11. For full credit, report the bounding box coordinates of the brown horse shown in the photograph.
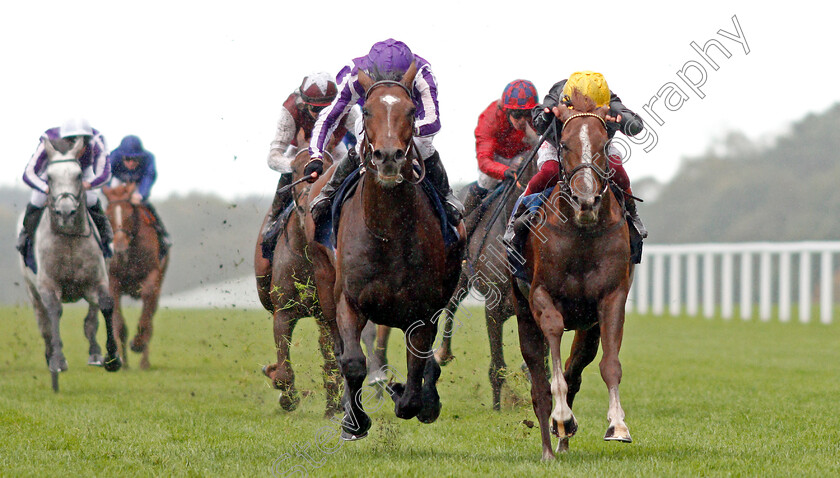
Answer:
[511,90,634,459]
[306,63,464,440]
[434,157,538,410]
[256,149,342,417]
[103,183,169,369]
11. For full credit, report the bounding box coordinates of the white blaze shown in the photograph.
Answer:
[381,95,400,137]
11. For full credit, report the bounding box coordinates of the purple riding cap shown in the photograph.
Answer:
[309,38,441,160]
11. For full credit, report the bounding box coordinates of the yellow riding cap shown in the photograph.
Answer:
[562,71,611,107]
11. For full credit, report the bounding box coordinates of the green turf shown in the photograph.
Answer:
[1,304,839,477]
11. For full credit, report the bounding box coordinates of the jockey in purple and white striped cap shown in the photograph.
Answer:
[306,38,462,227]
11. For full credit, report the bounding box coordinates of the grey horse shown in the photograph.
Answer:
[20,137,121,392]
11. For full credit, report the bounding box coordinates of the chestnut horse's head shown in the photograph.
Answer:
[555,89,611,227]
[357,61,418,187]
[103,183,138,255]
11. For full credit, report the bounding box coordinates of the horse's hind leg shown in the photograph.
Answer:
[564,327,601,409]
[98,290,122,372]
[315,313,341,418]
[109,280,128,368]
[599,290,632,443]
[365,325,390,387]
[434,273,469,366]
[84,304,104,366]
[417,356,442,424]
[133,269,163,369]
[486,304,508,411]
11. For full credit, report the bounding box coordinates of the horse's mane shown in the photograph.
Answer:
[365,66,407,83]
[567,88,598,113]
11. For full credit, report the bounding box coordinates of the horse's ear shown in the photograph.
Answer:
[68,136,85,158]
[358,69,374,93]
[44,138,57,156]
[400,61,418,90]
[126,182,136,194]
[595,105,610,120]
[556,105,575,124]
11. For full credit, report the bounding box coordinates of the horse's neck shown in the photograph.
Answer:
[360,173,419,235]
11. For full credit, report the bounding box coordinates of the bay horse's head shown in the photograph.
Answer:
[291,148,333,224]
[44,137,86,233]
[555,89,611,227]
[103,183,138,256]
[357,61,419,187]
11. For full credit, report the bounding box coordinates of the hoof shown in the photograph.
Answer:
[386,382,405,402]
[604,425,632,443]
[130,339,145,354]
[417,400,442,424]
[48,357,68,373]
[550,416,578,438]
[367,369,388,387]
[103,355,122,372]
[340,429,368,441]
[433,350,455,366]
[555,437,570,453]
[278,390,300,411]
[88,354,104,367]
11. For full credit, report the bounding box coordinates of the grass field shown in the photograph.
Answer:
[1,304,839,477]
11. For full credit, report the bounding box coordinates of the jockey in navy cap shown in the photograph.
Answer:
[304,38,462,226]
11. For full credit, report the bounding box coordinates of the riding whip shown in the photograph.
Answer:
[277,172,318,194]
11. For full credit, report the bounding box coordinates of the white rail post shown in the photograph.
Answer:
[669,252,682,316]
[686,253,699,317]
[779,252,791,322]
[636,255,649,315]
[652,253,665,316]
[703,251,715,319]
[799,251,811,323]
[740,251,752,320]
[759,251,772,321]
[821,251,833,324]
[721,252,734,319]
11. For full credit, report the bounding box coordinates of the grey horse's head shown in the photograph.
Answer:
[44,137,86,233]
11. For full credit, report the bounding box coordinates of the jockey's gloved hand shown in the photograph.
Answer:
[303,159,323,181]
[503,169,517,182]
[533,108,555,133]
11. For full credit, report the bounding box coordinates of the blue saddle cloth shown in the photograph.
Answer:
[315,167,459,250]
[260,202,295,263]
[506,186,556,281]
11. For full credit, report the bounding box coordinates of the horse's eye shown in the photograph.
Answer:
[362,107,371,117]
[560,142,569,151]
[407,107,416,118]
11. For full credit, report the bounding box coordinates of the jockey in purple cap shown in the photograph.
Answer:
[304,38,462,226]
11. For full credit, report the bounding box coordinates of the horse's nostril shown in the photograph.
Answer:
[395,150,405,160]
[373,150,383,161]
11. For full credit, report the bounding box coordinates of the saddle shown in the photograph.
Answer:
[314,166,460,250]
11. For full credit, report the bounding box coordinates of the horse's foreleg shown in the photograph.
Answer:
[396,319,436,421]
[599,289,631,443]
[134,269,162,369]
[564,327,601,409]
[99,289,121,372]
[316,313,341,418]
[531,286,577,447]
[266,308,301,411]
[38,287,67,374]
[84,304,103,366]
[335,294,370,439]
[108,278,128,367]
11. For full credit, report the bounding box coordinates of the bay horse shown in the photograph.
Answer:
[511,90,634,459]
[434,156,538,411]
[103,183,169,370]
[20,137,121,392]
[256,149,342,417]
[306,62,464,440]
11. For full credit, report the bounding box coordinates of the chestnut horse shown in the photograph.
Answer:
[434,157,538,410]
[256,149,342,417]
[307,62,463,440]
[511,90,634,459]
[103,183,169,369]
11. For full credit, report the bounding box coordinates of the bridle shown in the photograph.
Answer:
[558,113,611,198]
[359,80,424,184]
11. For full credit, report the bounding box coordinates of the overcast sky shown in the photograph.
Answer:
[2,1,835,201]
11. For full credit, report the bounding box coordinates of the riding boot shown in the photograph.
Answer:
[461,182,489,219]
[624,196,646,264]
[423,150,463,225]
[16,203,45,256]
[88,200,113,258]
[310,148,361,225]
[503,199,530,255]
[144,202,173,257]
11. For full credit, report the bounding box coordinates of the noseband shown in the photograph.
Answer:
[360,80,424,184]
